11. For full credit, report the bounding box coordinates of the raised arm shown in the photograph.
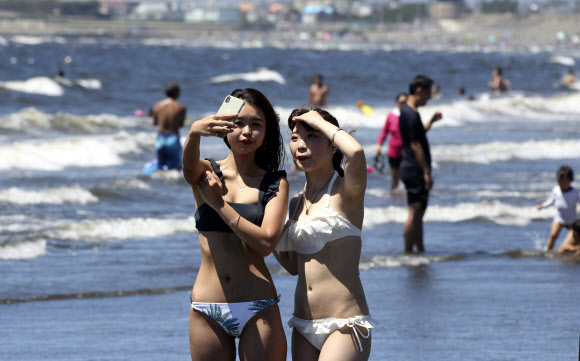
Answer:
[292,110,366,200]
[197,171,289,257]
[424,111,442,132]
[182,114,236,186]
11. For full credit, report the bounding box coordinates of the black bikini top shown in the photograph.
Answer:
[194,158,286,233]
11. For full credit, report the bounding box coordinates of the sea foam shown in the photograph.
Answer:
[0,239,47,260]
[0,77,64,96]
[0,108,144,133]
[210,67,286,85]
[0,186,98,205]
[0,133,146,171]
[363,201,550,228]
[44,216,197,241]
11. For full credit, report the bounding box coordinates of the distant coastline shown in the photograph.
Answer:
[1,13,579,52]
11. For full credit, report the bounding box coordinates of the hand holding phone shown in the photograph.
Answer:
[217,95,245,122]
[216,95,244,136]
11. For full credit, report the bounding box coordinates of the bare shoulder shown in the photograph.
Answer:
[154,98,169,108]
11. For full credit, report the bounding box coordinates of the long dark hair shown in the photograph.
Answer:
[287,105,344,177]
[223,88,285,172]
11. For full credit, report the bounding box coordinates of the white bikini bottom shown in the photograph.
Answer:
[288,315,376,352]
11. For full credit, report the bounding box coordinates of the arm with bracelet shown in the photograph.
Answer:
[291,110,367,201]
[197,169,289,256]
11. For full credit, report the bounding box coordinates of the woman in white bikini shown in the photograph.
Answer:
[183,88,288,361]
[275,106,375,361]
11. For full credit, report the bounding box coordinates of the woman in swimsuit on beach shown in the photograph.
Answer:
[275,106,375,361]
[182,88,288,361]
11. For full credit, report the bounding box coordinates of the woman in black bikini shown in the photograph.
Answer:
[182,88,288,361]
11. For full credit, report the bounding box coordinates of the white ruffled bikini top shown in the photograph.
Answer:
[276,172,361,255]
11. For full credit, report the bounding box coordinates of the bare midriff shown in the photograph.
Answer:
[190,232,278,303]
[293,236,369,320]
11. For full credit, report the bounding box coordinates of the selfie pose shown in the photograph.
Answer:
[275,106,375,361]
[182,88,288,361]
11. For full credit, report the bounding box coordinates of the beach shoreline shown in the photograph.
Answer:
[1,13,579,51]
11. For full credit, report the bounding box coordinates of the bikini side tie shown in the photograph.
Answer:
[347,318,371,352]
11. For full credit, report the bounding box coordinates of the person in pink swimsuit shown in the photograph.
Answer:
[375,93,407,189]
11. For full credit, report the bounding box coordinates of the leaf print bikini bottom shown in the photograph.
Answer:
[189,292,280,338]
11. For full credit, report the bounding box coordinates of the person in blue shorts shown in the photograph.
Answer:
[151,82,186,170]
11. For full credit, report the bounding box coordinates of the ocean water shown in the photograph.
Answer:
[1,35,580,360]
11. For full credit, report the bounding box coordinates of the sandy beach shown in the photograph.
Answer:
[1,13,579,50]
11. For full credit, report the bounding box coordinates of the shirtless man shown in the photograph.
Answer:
[151,82,187,171]
[308,74,328,107]
[488,67,511,93]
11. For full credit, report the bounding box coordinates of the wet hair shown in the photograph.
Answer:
[557,165,574,181]
[287,105,344,177]
[395,92,408,102]
[494,67,503,76]
[165,82,180,99]
[409,75,434,95]
[223,88,285,172]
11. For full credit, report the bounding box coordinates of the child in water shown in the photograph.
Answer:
[537,165,580,252]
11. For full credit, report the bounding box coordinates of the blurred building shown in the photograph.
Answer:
[129,1,184,21]
[184,6,242,24]
[98,1,139,18]
[429,0,468,18]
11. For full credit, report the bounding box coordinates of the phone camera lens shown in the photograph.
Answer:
[225,96,230,103]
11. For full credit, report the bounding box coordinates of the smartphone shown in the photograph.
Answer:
[217,95,245,123]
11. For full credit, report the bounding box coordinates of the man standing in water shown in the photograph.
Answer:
[488,67,511,93]
[399,75,442,253]
[309,74,329,106]
[151,82,186,171]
